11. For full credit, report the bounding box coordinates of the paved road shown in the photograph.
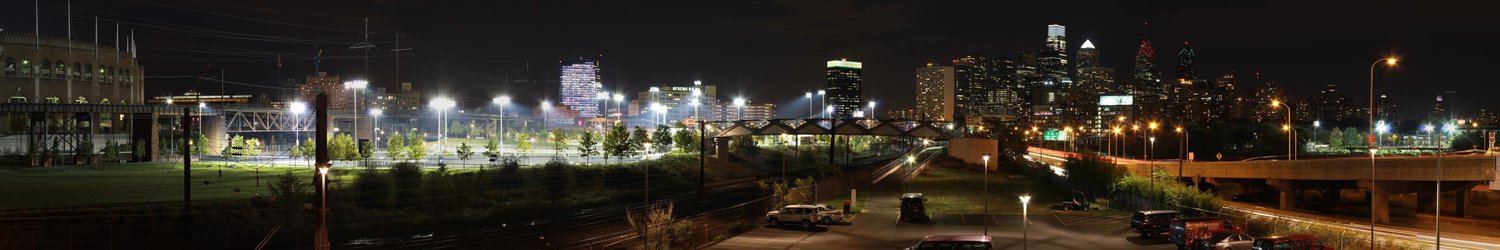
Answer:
[708,168,1178,250]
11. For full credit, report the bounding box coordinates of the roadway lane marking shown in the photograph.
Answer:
[1055,212,1129,226]
[711,241,801,250]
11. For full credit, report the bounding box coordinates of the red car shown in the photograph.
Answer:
[1250,234,1330,250]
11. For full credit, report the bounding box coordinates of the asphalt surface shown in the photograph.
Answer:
[708,167,1179,250]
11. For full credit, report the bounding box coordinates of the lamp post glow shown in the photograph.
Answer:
[1368,58,1396,246]
[1272,100,1296,160]
[430,97,456,156]
[345,80,368,144]
[733,97,747,121]
[805,92,814,119]
[541,100,551,131]
[867,101,877,120]
[1020,195,1032,250]
[612,93,624,123]
[290,101,307,152]
[494,96,510,156]
[982,153,991,236]
[817,90,827,119]
[370,108,382,151]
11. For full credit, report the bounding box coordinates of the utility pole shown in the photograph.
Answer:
[350,18,376,151]
[313,94,331,250]
[181,106,193,247]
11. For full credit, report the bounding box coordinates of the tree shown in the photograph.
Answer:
[192,134,209,155]
[629,126,649,156]
[1343,127,1366,148]
[604,124,630,162]
[550,128,568,154]
[331,134,361,160]
[449,120,467,138]
[578,130,599,159]
[516,132,534,154]
[223,135,246,158]
[1328,127,1345,149]
[457,143,474,161]
[268,171,310,206]
[387,131,406,161]
[652,125,674,152]
[243,138,263,157]
[407,132,427,162]
[485,136,500,157]
[673,129,695,153]
[358,139,373,159]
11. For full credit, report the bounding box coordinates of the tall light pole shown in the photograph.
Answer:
[541,100,551,132]
[982,153,991,236]
[1020,195,1032,250]
[1437,122,1454,248]
[345,80,368,142]
[691,88,702,124]
[817,90,826,119]
[493,96,510,156]
[612,93,624,123]
[430,97,456,158]
[867,101,877,120]
[1149,136,1157,208]
[733,97,747,121]
[1369,57,1396,248]
[290,101,307,151]
[370,108,382,152]
[805,92,814,119]
[1272,99,1296,160]
[1175,126,1187,181]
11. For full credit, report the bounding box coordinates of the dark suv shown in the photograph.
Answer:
[1130,210,1181,237]
[900,193,928,222]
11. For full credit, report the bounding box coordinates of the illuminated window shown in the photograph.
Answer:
[83,64,92,80]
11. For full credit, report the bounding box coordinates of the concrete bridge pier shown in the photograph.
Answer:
[1457,189,1473,218]
[1267,179,1298,210]
[1359,180,1391,223]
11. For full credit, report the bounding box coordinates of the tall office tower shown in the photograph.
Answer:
[826,59,864,119]
[1176,42,1198,81]
[915,63,956,121]
[1306,83,1354,122]
[560,57,603,118]
[1248,72,1284,122]
[1039,25,1070,76]
[1475,108,1498,127]
[1132,35,1164,120]
[990,56,1024,120]
[1373,94,1398,122]
[1432,93,1449,120]
[1046,24,1068,52]
[1133,39,1160,87]
[955,53,1002,118]
[1077,40,1100,69]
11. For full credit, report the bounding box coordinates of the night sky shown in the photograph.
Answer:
[2,0,1496,119]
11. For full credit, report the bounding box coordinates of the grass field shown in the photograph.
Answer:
[906,167,1067,216]
[0,162,326,210]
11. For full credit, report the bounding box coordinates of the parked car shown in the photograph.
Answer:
[811,203,847,224]
[765,205,820,228]
[1049,198,1087,210]
[1197,231,1253,250]
[1130,210,1182,237]
[904,235,992,250]
[1250,234,1328,250]
[900,193,929,222]
[1168,217,1237,249]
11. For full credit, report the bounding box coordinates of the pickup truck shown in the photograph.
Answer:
[766,204,844,228]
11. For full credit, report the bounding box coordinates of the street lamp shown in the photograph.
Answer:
[1150,136,1157,208]
[345,80,368,144]
[817,90,827,119]
[494,96,510,156]
[291,100,309,151]
[430,97,456,156]
[867,101,877,120]
[612,93,624,123]
[1175,127,1188,181]
[805,92,814,119]
[370,108,382,152]
[981,153,991,236]
[541,100,552,131]
[1368,57,1396,246]
[1271,100,1296,160]
[904,155,915,191]
[1020,195,1032,250]
[733,97,747,121]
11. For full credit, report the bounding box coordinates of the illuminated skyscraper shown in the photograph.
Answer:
[826,59,864,119]
[915,63,956,121]
[1176,42,1198,81]
[1039,24,1069,76]
[1077,40,1099,69]
[560,57,603,118]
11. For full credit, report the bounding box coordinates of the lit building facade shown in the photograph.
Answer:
[915,63,955,121]
[1,32,145,104]
[299,72,348,110]
[560,57,603,118]
[825,59,863,119]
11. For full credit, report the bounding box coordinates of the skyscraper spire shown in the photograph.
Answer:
[1133,24,1158,85]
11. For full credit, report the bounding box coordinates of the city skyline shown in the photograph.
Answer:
[0,0,1494,119]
